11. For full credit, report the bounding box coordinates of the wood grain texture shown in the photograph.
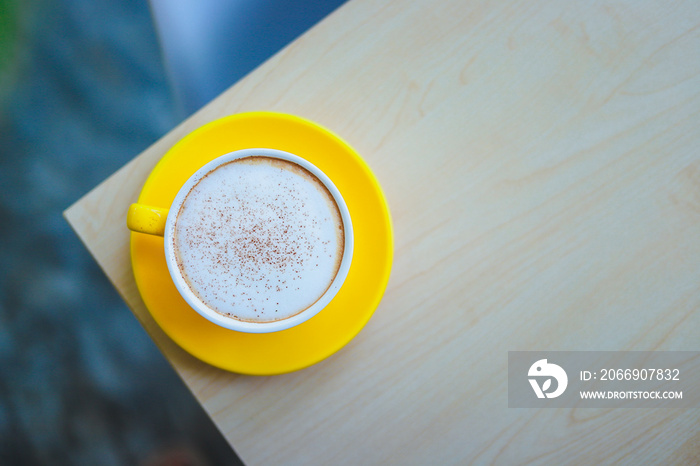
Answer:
[64,0,700,464]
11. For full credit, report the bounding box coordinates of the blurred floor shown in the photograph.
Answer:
[151,0,349,114]
[0,0,242,462]
[0,0,342,464]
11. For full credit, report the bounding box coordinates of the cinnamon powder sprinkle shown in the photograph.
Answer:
[172,156,345,323]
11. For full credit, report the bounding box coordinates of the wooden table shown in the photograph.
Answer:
[65,0,700,463]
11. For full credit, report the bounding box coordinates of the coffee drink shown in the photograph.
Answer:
[172,156,345,323]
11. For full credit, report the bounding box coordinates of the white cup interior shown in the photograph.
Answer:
[163,148,354,333]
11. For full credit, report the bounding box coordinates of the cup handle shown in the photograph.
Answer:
[127,203,169,236]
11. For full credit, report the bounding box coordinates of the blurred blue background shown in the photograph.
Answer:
[0,0,345,464]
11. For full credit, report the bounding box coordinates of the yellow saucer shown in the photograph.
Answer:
[131,112,393,375]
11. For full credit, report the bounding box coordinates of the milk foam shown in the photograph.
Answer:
[173,156,344,323]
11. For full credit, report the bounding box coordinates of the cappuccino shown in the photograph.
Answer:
[172,156,344,323]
